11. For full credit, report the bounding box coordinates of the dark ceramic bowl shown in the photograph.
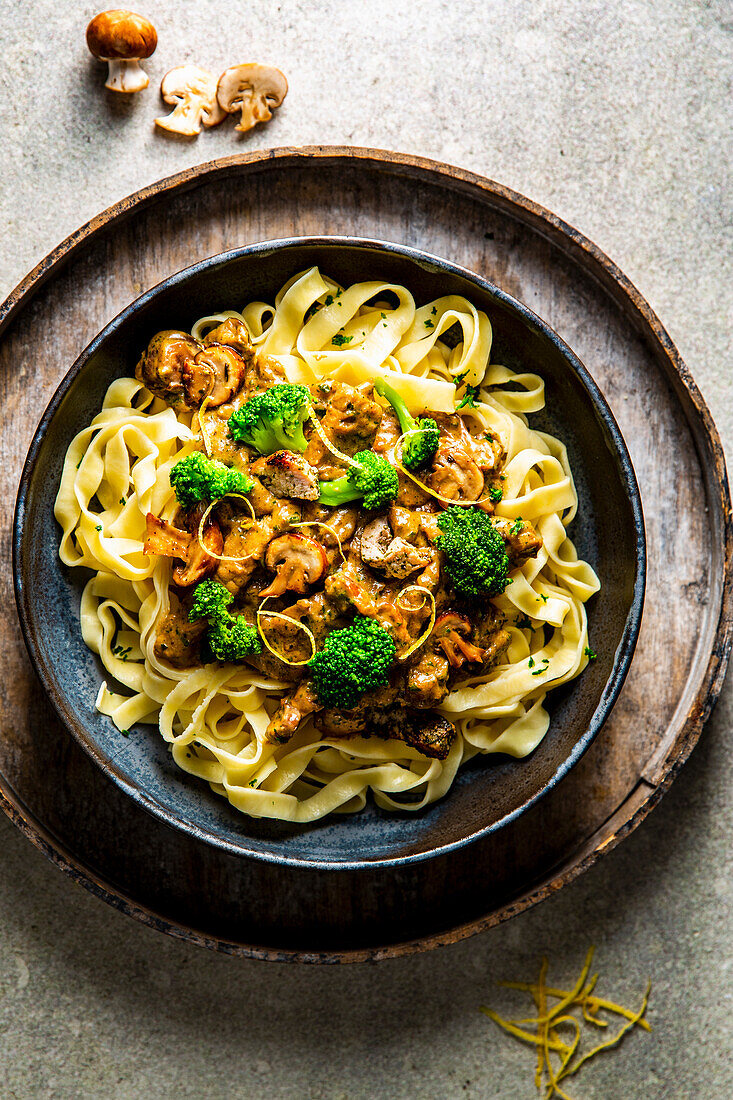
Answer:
[13,238,645,870]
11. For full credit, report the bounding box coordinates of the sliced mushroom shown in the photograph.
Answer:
[428,440,484,502]
[86,9,157,93]
[491,516,543,564]
[251,451,320,501]
[265,681,322,744]
[155,65,226,136]
[202,317,255,361]
[360,516,431,579]
[135,330,202,407]
[144,512,222,586]
[182,344,247,407]
[261,533,327,597]
[432,612,487,669]
[216,63,288,133]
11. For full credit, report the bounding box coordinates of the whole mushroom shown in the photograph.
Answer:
[86,9,157,93]
[155,65,226,136]
[216,63,288,133]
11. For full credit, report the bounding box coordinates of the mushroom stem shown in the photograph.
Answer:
[105,57,149,92]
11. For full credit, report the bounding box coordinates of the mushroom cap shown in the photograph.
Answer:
[86,9,157,61]
[216,62,288,114]
[261,533,328,596]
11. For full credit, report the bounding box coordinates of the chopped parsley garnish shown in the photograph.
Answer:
[119,728,130,737]
[510,517,524,536]
[380,312,387,320]
[95,524,103,532]
[515,614,533,630]
[424,318,434,329]
[431,306,437,315]
[331,334,353,346]
[456,384,480,410]
[531,658,550,676]
[324,293,334,307]
[119,497,126,506]
[528,656,535,669]
[489,486,503,503]
[453,370,469,387]
[584,646,598,660]
[538,593,549,603]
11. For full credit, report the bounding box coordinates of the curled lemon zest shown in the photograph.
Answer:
[396,584,436,661]
[195,365,216,457]
[304,396,358,470]
[256,596,317,667]
[196,493,256,564]
[390,430,491,507]
[288,519,347,566]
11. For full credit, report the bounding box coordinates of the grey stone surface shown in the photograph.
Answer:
[0,0,731,1096]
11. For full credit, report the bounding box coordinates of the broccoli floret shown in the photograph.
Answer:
[188,578,233,622]
[188,579,261,661]
[206,616,262,661]
[228,384,311,454]
[169,451,253,510]
[308,615,396,709]
[374,378,439,470]
[436,506,510,597]
[317,450,399,510]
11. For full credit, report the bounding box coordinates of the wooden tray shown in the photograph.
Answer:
[1,148,730,962]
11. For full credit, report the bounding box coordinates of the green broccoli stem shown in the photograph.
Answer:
[316,477,364,507]
[374,378,414,436]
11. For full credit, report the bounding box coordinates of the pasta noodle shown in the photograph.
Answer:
[54,268,600,823]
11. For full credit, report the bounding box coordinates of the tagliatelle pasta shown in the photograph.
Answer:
[54,268,600,823]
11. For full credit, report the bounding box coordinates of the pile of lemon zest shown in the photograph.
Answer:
[483,948,652,1099]
[558,982,651,1083]
[396,584,436,661]
[304,396,358,470]
[196,493,256,564]
[256,596,316,667]
[390,430,491,507]
[288,520,347,567]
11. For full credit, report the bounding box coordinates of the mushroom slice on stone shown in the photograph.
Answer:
[86,9,157,93]
[155,65,226,136]
[261,534,327,597]
[251,451,320,501]
[135,330,202,407]
[182,343,247,407]
[216,63,288,133]
[360,516,431,580]
[432,611,487,669]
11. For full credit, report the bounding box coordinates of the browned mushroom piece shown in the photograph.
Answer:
[251,451,320,501]
[143,512,222,586]
[202,317,256,358]
[491,516,543,565]
[155,65,226,136]
[432,611,487,669]
[261,533,328,598]
[428,439,485,502]
[216,63,288,133]
[86,9,157,93]
[182,344,247,407]
[349,707,457,760]
[359,515,431,579]
[265,681,322,744]
[135,330,202,407]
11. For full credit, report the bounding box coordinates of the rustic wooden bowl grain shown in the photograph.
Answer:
[13,236,645,870]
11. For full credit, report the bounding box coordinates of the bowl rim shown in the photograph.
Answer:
[12,235,646,871]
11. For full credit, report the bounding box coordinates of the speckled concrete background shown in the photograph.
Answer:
[1,1,731,1097]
